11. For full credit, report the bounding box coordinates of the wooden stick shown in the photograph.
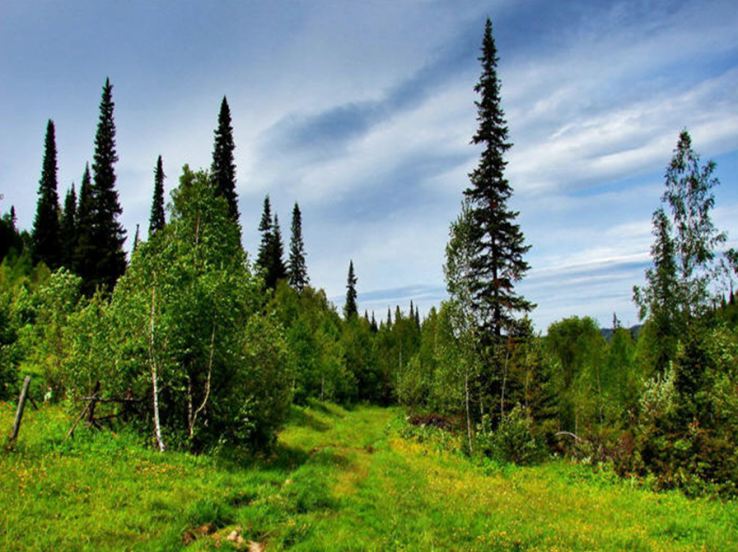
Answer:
[555,431,582,442]
[66,401,92,439]
[8,375,31,443]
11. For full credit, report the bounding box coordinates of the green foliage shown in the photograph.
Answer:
[546,316,607,433]
[0,205,27,264]
[477,405,541,465]
[64,166,290,451]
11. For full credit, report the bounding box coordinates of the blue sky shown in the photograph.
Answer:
[1,0,736,330]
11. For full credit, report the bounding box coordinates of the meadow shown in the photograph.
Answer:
[1,400,736,551]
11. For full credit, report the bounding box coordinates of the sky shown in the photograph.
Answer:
[1,0,736,331]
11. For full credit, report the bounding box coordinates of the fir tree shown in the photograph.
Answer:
[59,183,77,268]
[32,119,61,268]
[370,312,378,333]
[91,78,127,292]
[211,96,239,222]
[74,164,97,292]
[463,19,532,337]
[288,202,309,292]
[149,155,166,237]
[344,260,358,319]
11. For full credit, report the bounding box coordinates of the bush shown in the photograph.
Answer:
[477,405,541,465]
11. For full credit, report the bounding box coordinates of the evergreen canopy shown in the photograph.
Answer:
[32,119,61,269]
[149,155,166,237]
[211,97,239,223]
[91,78,127,293]
[288,202,309,292]
[462,18,532,337]
[344,260,358,319]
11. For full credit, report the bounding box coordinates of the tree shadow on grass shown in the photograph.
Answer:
[289,406,331,432]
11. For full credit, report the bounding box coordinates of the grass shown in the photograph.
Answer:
[1,398,737,551]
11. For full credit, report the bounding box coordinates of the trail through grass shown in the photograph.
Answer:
[1,400,736,550]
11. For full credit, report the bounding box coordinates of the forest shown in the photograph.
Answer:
[1,16,738,551]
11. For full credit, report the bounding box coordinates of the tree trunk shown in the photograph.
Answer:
[465,372,473,454]
[149,285,165,453]
[500,344,510,419]
[189,323,215,438]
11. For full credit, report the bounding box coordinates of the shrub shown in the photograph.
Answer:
[477,405,541,465]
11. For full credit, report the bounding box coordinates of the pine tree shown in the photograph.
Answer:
[288,202,309,292]
[370,312,378,333]
[462,18,532,337]
[149,155,166,237]
[59,183,77,268]
[74,164,97,292]
[211,96,239,222]
[91,78,127,292]
[32,119,62,268]
[344,260,358,319]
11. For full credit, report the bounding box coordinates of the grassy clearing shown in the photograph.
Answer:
[1,399,736,551]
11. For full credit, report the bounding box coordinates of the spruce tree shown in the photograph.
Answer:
[91,78,127,292]
[257,196,273,281]
[463,19,532,337]
[288,202,309,292]
[211,96,239,222]
[270,214,287,286]
[149,155,166,237]
[74,164,97,292]
[344,260,358,319]
[32,119,62,268]
[256,196,286,289]
[59,184,77,268]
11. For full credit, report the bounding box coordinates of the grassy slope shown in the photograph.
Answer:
[1,400,736,551]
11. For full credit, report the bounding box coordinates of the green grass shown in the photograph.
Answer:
[1,399,737,551]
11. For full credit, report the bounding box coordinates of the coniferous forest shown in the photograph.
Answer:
[1,13,738,551]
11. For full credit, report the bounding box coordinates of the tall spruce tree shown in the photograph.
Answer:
[149,155,166,237]
[211,96,239,222]
[91,78,127,292]
[256,196,286,289]
[344,260,358,319]
[59,184,77,268]
[257,195,273,279]
[270,214,287,285]
[32,119,62,268]
[288,202,309,292]
[463,18,532,337]
[74,164,97,292]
